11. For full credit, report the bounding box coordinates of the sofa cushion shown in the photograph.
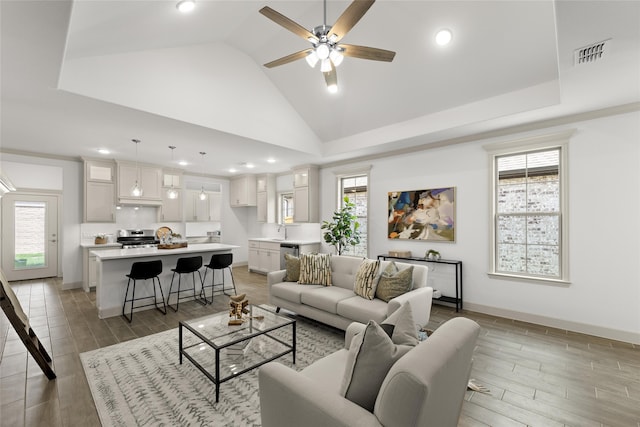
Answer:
[329,255,364,290]
[381,301,419,346]
[375,262,414,302]
[282,253,300,282]
[353,259,380,300]
[339,321,411,412]
[301,286,355,314]
[336,296,388,325]
[271,282,323,304]
[298,253,332,286]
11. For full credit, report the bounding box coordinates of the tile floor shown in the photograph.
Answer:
[1,268,638,426]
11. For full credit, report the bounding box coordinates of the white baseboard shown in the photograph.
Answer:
[61,281,82,291]
[464,302,640,345]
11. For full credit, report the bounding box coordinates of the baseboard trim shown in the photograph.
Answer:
[464,302,640,345]
[61,281,82,291]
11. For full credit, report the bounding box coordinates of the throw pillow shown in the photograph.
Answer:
[381,301,419,346]
[282,253,300,282]
[298,253,332,286]
[339,320,411,412]
[375,262,414,302]
[353,259,380,300]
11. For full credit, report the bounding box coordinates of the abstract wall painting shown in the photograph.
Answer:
[388,187,456,242]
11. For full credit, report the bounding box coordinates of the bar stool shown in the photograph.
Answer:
[122,260,166,323]
[201,253,237,304]
[167,256,205,311]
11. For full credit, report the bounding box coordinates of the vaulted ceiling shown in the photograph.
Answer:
[1,1,638,176]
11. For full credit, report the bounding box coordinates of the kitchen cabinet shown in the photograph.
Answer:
[292,165,319,223]
[116,162,162,204]
[248,240,280,274]
[82,245,119,291]
[185,190,222,222]
[158,170,183,222]
[230,175,257,207]
[256,174,276,223]
[83,159,116,222]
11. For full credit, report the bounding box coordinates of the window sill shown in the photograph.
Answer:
[488,272,571,286]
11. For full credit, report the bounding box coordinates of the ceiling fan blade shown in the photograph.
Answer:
[323,62,337,89]
[260,6,318,43]
[328,0,375,43]
[264,49,313,68]
[340,44,396,62]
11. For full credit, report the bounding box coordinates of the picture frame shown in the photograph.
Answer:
[387,187,456,242]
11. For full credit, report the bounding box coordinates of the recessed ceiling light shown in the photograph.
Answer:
[98,148,110,155]
[178,160,188,166]
[267,158,276,163]
[229,168,237,173]
[176,0,195,13]
[435,29,453,46]
[246,163,255,169]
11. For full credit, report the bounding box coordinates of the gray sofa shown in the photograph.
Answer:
[267,255,433,330]
[259,317,481,427]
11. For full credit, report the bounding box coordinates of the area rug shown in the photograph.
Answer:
[80,317,344,427]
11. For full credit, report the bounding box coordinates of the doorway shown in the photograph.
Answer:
[1,193,59,281]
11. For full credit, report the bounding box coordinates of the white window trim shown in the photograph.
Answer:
[333,166,371,258]
[483,130,573,284]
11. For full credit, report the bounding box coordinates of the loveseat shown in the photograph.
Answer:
[259,317,481,427]
[267,255,433,330]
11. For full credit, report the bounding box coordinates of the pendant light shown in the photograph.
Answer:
[199,151,207,201]
[130,139,143,197]
[166,146,179,199]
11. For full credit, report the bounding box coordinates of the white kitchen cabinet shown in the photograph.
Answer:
[158,170,183,222]
[116,162,162,204]
[159,190,183,222]
[83,245,119,291]
[248,240,280,274]
[185,190,222,222]
[83,159,116,222]
[256,174,276,223]
[292,165,319,223]
[230,175,257,207]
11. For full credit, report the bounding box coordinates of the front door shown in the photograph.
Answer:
[1,193,59,281]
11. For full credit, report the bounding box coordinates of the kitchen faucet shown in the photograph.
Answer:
[278,224,287,240]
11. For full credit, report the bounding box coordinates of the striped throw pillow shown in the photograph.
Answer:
[298,253,332,286]
[354,259,380,300]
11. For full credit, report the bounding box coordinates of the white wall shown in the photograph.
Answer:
[320,111,640,343]
[0,154,83,286]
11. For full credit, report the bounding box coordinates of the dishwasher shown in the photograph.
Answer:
[279,243,299,269]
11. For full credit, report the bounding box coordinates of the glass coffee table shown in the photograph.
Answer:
[179,305,296,402]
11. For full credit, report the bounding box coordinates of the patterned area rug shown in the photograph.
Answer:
[80,317,344,427]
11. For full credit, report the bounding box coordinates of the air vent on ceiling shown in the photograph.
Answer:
[574,39,610,65]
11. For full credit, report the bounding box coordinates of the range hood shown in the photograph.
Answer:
[117,197,162,206]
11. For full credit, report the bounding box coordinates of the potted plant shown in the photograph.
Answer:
[321,196,361,255]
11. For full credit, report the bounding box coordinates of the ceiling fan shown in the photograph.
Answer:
[259,0,396,93]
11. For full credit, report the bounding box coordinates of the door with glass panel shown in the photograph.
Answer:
[1,194,59,281]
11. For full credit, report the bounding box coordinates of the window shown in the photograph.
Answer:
[278,192,294,224]
[486,131,571,283]
[339,174,368,257]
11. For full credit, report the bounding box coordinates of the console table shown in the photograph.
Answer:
[377,255,463,312]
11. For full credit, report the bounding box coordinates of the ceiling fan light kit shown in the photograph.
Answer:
[260,0,395,93]
[176,0,195,14]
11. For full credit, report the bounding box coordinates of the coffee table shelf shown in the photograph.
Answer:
[179,305,296,402]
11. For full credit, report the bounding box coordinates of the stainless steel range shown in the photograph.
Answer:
[117,229,159,248]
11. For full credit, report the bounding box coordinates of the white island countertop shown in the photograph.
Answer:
[92,243,239,260]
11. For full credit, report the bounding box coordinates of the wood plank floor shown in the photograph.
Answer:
[1,268,638,426]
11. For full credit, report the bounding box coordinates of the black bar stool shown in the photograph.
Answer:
[201,253,237,304]
[123,260,166,323]
[167,256,205,311]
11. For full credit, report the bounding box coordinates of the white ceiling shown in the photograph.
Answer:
[1,1,639,176]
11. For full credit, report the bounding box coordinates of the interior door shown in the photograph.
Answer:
[1,193,59,281]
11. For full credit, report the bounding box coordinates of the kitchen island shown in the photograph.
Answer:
[93,243,239,319]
